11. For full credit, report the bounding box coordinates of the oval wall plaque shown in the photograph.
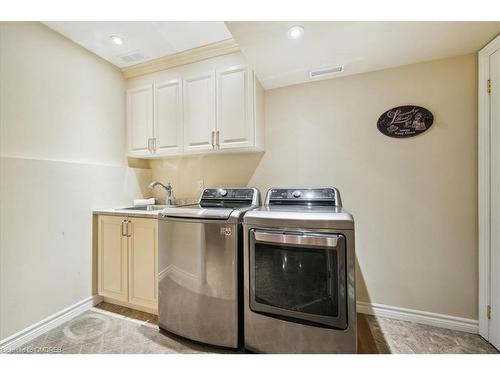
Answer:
[377,105,433,138]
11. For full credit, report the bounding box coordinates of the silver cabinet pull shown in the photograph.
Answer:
[121,220,127,237]
[126,220,132,237]
[216,130,220,149]
[211,131,215,149]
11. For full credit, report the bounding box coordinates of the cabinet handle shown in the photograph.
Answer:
[211,131,215,149]
[121,220,127,237]
[126,220,132,237]
[216,130,220,149]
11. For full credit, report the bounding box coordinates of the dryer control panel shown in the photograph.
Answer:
[266,188,341,207]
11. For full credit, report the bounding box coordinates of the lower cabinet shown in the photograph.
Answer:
[97,215,158,314]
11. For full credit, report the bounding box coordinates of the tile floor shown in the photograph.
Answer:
[11,302,499,354]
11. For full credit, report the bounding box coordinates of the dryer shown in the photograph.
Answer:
[243,187,356,353]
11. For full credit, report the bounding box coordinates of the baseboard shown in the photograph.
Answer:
[357,301,478,334]
[102,297,158,315]
[0,295,103,353]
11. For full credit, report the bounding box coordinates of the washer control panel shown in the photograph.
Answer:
[202,188,256,201]
[267,188,340,207]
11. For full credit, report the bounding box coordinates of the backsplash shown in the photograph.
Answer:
[148,152,264,202]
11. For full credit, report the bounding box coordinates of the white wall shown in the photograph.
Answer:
[0,22,151,340]
[150,54,479,320]
[252,54,478,320]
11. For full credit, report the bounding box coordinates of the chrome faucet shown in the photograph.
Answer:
[148,181,175,205]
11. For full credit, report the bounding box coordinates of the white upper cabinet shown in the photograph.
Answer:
[126,55,265,158]
[183,72,216,152]
[155,79,183,155]
[216,66,254,149]
[127,85,153,156]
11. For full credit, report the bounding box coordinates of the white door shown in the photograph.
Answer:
[127,218,158,312]
[98,215,128,302]
[127,85,154,156]
[489,48,500,350]
[183,72,216,152]
[154,79,183,155]
[216,66,254,149]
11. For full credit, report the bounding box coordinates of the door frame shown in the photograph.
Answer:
[478,34,500,340]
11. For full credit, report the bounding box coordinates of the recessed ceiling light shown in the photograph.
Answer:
[110,35,124,45]
[287,26,304,40]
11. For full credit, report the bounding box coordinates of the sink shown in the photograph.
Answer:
[116,199,197,212]
[118,205,167,211]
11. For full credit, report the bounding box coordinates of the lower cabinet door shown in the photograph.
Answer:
[127,217,158,311]
[98,215,128,302]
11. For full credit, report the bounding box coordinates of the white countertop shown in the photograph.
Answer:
[93,207,162,218]
[94,198,198,219]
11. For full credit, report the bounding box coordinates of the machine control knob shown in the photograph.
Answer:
[219,189,228,197]
[292,190,302,198]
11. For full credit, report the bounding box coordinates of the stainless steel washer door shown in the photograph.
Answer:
[249,229,347,329]
[158,219,239,348]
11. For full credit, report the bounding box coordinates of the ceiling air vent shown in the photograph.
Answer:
[120,52,145,64]
[309,65,344,78]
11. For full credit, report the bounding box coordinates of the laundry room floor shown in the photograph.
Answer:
[13,302,498,354]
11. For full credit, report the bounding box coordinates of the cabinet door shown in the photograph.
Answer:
[154,80,183,155]
[98,215,128,302]
[127,85,153,156]
[183,72,216,152]
[216,66,254,149]
[127,218,158,311]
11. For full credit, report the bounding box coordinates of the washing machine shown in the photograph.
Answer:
[158,188,260,349]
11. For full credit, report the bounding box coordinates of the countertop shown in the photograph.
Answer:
[93,198,198,219]
[93,207,162,218]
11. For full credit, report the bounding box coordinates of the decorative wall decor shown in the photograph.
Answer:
[377,105,434,138]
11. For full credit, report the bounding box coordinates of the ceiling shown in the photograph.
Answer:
[43,21,500,88]
[226,21,500,89]
[43,21,232,67]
